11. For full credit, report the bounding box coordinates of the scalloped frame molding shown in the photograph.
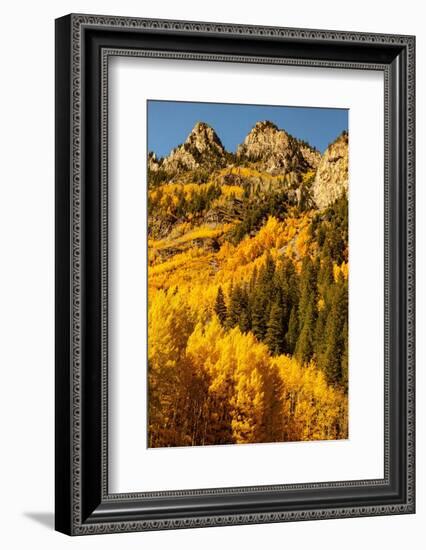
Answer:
[56,13,415,535]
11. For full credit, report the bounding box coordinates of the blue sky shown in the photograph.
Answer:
[147,100,348,158]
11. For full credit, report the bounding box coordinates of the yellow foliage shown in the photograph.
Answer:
[218,166,287,183]
[302,170,316,184]
[149,182,216,205]
[333,261,349,282]
[147,195,349,447]
[148,315,349,447]
[152,224,233,252]
[272,356,348,441]
[217,185,244,199]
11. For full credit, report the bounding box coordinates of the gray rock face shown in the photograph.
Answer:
[312,132,348,209]
[161,121,227,174]
[236,121,318,175]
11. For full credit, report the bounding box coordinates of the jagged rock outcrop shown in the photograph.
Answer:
[148,152,160,172]
[147,119,346,203]
[312,131,348,209]
[236,121,313,175]
[161,121,227,175]
[298,142,321,171]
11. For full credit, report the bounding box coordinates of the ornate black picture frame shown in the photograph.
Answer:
[55,13,415,535]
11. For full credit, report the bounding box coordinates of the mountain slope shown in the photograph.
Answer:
[312,131,349,209]
[147,119,349,448]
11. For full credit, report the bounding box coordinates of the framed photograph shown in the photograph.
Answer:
[55,14,415,535]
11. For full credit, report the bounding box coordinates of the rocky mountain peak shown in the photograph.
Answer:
[184,121,225,154]
[236,120,318,174]
[148,151,160,172]
[253,120,279,132]
[312,131,348,209]
[148,119,336,188]
[242,120,283,142]
[159,121,227,177]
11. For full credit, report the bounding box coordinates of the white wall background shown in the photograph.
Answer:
[0,0,422,548]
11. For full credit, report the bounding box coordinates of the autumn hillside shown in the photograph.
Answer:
[148,120,349,448]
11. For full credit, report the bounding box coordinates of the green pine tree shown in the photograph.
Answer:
[295,299,316,364]
[320,275,348,385]
[250,257,276,341]
[298,256,317,314]
[227,284,252,332]
[341,320,349,393]
[214,286,227,326]
[285,305,299,354]
[317,254,333,290]
[313,303,328,363]
[279,257,299,308]
[251,290,268,340]
[226,284,242,329]
[265,300,285,355]
[238,286,251,333]
[294,256,317,364]
[239,308,251,333]
[263,252,276,283]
